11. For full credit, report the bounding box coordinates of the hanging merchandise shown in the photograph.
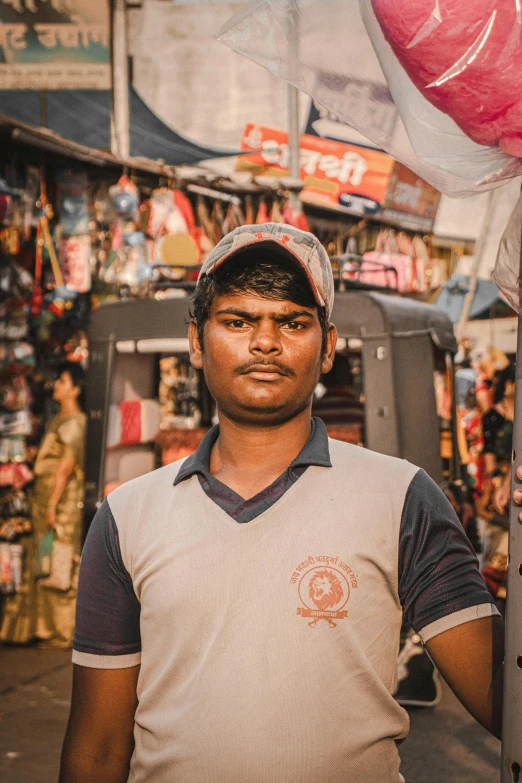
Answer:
[255,199,269,224]
[60,235,92,294]
[269,199,283,224]
[154,234,200,282]
[196,196,219,247]
[0,194,11,224]
[158,356,202,431]
[210,201,225,244]
[145,188,189,239]
[0,278,34,596]
[358,230,413,291]
[223,202,246,234]
[411,235,430,293]
[245,195,255,225]
[57,171,90,237]
[38,530,75,592]
[110,175,140,222]
[24,167,41,242]
[31,179,64,319]
[282,200,310,232]
[396,232,418,292]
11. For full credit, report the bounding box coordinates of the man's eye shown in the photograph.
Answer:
[284,322,306,330]
[229,320,246,328]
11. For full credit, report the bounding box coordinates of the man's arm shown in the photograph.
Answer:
[59,663,140,783]
[425,615,504,740]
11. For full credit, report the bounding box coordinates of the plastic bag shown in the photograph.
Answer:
[217,0,522,197]
[492,190,522,312]
[371,1,522,158]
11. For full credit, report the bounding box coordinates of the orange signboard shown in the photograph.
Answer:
[238,124,441,231]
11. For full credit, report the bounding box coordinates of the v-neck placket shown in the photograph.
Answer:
[173,417,332,524]
[188,462,324,531]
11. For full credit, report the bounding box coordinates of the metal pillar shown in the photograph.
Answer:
[111,0,130,160]
[502,290,522,780]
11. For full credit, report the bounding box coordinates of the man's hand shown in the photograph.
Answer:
[59,664,139,783]
[512,465,522,512]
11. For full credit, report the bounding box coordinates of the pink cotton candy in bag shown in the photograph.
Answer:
[371,0,522,157]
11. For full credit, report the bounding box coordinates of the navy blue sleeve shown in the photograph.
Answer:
[73,499,141,656]
[399,470,494,633]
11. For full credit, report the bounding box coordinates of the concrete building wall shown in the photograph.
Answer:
[128,1,290,150]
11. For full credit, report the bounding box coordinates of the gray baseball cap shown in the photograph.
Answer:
[198,222,335,318]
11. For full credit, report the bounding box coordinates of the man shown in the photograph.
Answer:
[60,224,503,783]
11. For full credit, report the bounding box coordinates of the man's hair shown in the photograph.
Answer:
[58,362,86,409]
[191,246,329,352]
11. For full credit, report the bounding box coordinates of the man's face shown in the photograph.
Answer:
[189,292,336,426]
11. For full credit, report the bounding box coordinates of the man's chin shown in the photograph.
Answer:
[217,397,312,426]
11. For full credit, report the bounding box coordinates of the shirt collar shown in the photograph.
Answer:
[173,417,331,486]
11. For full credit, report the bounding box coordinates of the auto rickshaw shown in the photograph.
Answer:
[84,289,458,523]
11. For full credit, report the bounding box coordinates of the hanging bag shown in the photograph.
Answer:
[360,230,398,289]
[38,526,74,592]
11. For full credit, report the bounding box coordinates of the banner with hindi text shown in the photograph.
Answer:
[0,0,110,89]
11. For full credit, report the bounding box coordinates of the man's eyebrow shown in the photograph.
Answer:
[273,310,315,322]
[214,308,262,320]
[214,308,315,322]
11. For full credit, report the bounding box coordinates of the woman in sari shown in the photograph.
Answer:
[0,363,86,648]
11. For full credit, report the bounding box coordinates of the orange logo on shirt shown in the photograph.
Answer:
[291,556,358,628]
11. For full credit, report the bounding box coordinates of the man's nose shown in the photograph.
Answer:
[250,321,282,354]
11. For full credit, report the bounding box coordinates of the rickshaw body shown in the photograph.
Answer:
[84,291,458,527]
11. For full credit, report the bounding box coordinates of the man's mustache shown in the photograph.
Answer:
[234,360,296,377]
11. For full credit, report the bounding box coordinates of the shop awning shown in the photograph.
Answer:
[0,87,234,165]
[434,275,504,323]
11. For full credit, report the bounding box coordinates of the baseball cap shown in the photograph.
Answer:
[198,223,335,318]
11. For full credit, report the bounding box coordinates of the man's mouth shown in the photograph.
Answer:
[240,363,290,381]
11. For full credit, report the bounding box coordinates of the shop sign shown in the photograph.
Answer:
[381,163,441,233]
[0,0,110,89]
[238,123,441,232]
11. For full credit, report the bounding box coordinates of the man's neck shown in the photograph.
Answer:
[209,409,313,500]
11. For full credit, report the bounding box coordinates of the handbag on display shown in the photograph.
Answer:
[360,230,406,289]
[411,235,430,293]
[38,526,74,591]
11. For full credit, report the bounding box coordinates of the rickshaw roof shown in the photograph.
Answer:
[331,291,457,352]
[89,291,457,353]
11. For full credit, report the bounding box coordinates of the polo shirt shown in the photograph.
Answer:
[73,418,497,782]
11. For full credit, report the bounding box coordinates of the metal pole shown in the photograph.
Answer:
[286,3,300,210]
[501,240,522,780]
[456,189,496,342]
[287,83,300,209]
[111,0,130,160]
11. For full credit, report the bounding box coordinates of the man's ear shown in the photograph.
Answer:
[189,320,203,370]
[321,323,337,374]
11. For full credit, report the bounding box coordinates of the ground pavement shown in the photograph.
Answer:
[0,645,501,783]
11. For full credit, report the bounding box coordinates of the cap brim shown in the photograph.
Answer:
[209,237,325,310]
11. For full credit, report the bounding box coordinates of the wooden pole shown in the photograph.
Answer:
[111,0,130,160]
